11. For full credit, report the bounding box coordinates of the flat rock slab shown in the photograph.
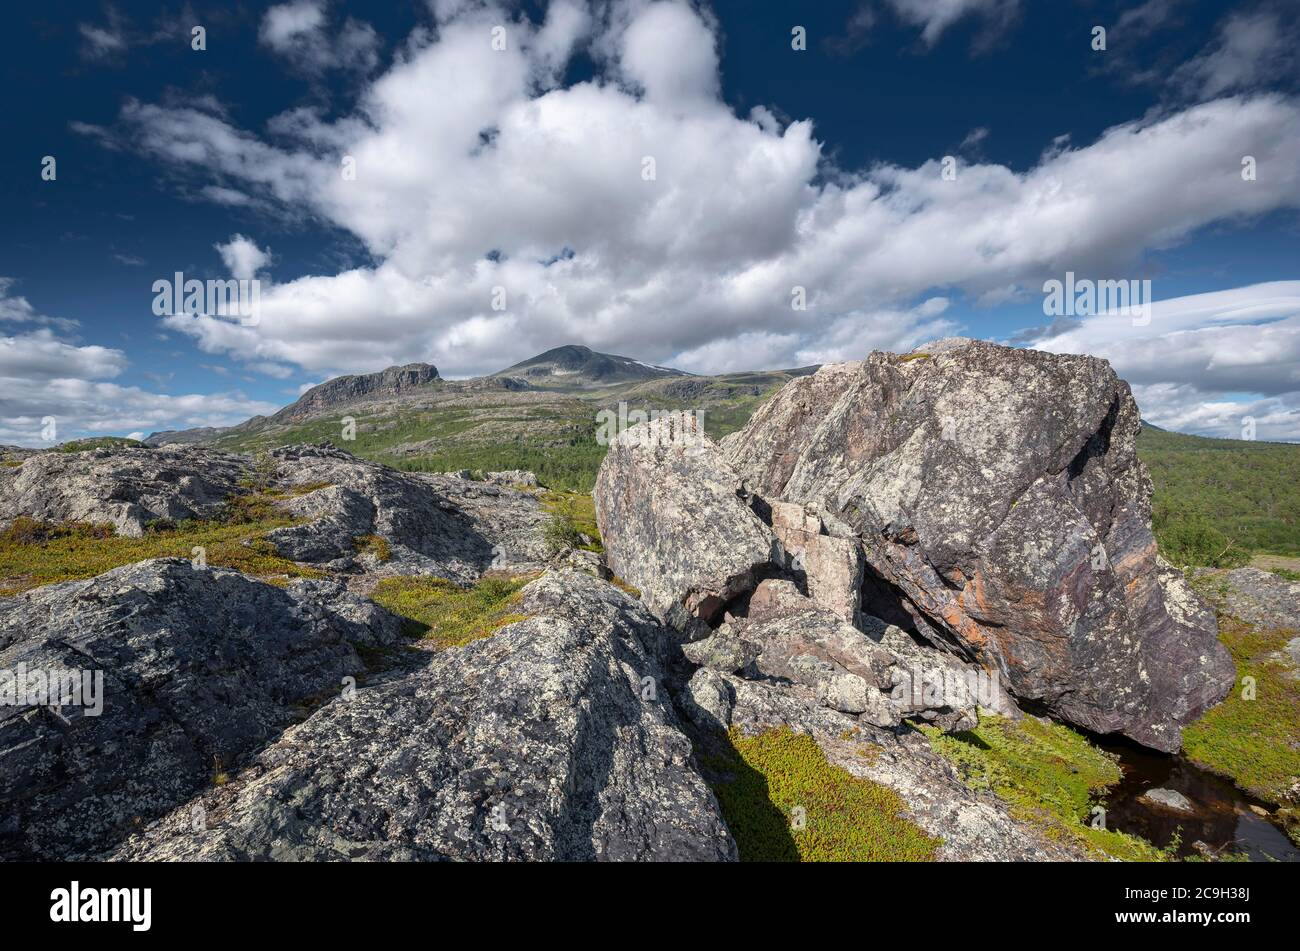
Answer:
[0,445,249,537]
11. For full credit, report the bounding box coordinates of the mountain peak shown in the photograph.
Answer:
[496,345,687,387]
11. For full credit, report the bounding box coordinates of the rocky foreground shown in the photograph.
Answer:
[0,340,1242,861]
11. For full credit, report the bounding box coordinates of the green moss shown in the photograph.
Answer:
[0,503,322,595]
[704,726,941,862]
[369,573,536,649]
[898,352,932,362]
[924,714,1166,862]
[352,533,392,562]
[1183,615,1300,806]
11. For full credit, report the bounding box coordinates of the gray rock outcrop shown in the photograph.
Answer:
[264,444,547,580]
[274,363,439,422]
[722,339,1233,752]
[0,445,249,537]
[594,413,778,633]
[0,559,403,861]
[111,571,736,862]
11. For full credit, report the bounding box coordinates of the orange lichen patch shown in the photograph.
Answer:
[959,571,992,616]
[1112,541,1156,578]
[937,598,990,647]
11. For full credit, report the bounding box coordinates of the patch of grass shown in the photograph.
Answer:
[369,573,537,649]
[1269,567,1300,582]
[610,576,641,598]
[542,490,602,554]
[2,460,22,468]
[1183,615,1300,807]
[924,714,1166,862]
[0,494,322,595]
[899,352,932,362]
[704,726,941,862]
[217,491,282,525]
[352,534,392,562]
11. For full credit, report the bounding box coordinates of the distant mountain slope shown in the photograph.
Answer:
[493,345,688,387]
[275,363,441,422]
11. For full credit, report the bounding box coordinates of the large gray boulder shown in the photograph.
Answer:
[0,445,249,536]
[594,413,779,632]
[264,444,547,580]
[722,339,1233,752]
[0,559,403,860]
[111,571,736,862]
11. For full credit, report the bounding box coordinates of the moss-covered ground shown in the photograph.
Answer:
[704,725,941,862]
[924,714,1167,862]
[368,573,537,649]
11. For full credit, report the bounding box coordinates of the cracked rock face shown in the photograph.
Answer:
[704,580,978,731]
[724,339,1233,752]
[0,559,403,861]
[594,413,778,632]
[0,445,249,537]
[265,444,547,580]
[111,571,736,862]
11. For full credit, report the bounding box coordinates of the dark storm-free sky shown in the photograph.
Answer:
[1,0,1299,444]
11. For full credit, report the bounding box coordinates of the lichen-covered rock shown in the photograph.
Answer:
[768,501,865,625]
[724,339,1233,752]
[264,444,547,581]
[0,445,249,536]
[111,571,736,862]
[682,579,976,731]
[0,559,403,861]
[1193,566,1300,632]
[594,413,778,632]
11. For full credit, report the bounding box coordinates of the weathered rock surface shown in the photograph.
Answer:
[1195,566,1300,632]
[1140,788,1197,814]
[112,571,736,862]
[264,444,547,580]
[594,413,778,632]
[0,445,249,536]
[768,500,865,625]
[723,339,1233,752]
[732,580,977,731]
[0,559,403,861]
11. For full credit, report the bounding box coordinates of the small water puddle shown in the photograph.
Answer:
[1095,737,1298,862]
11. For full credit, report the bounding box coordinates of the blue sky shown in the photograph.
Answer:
[2,0,1299,445]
